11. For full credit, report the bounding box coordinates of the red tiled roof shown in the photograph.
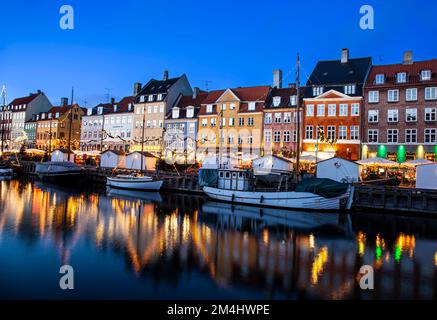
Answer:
[176,93,209,108]
[366,59,437,87]
[201,90,226,104]
[9,93,39,106]
[231,86,270,101]
[106,96,135,114]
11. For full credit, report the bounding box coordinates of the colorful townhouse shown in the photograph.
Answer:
[80,104,109,152]
[8,90,52,150]
[263,70,301,158]
[133,72,192,156]
[0,104,12,150]
[164,88,205,164]
[24,116,37,149]
[363,52,437,162]
[197,86,270,165]
[36,99,84,151]
[303,49,372,161]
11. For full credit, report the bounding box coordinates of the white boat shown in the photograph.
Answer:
[35,161,84,182]
[106,174,163,191]
[201,169,354,211]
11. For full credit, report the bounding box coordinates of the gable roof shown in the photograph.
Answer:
[136,77,181,97]
[366,58,437,88]
[305,57,372,98]
[102,149,125,156]
[9,93,40,106]
[165,93,207,120]
[264,87,300,109]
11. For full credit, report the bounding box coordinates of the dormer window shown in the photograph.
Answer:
[157,94,163,101]
[421,70,432,81]
[186,107,194,118]
[344,85,356,95]
[55,112,60,118]
[48,113,52,119]
[396,72,407,83]
[206,104,213,113]
[313,86,323,96]
[113,105,118,112]
[139,95,145,103]
[36,115,39,120]
[98,107,104,115]
[248,102,256,111]
[128,103,132,111]
[375,74,385,84]
[87,108,92,116]
[172,107,180,119]
[290,95,297,106]
[272,97,281,107]
[148,95,154,102]
[41,113,46,120]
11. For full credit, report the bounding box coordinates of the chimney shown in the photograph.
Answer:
[37,90,42,94]
[134,82,142,96]
[403,50,413,65]
[193,87,200,99]
[110,97,115,105]
[163,70,169,81]
[341,48,349,64]
[61,97,69,106]
[273,69,283,88]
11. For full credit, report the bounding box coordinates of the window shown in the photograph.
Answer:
[273,97,281,107]
[160,105,164,113]
[238,117,244,126]
[344,85,356,95]
[140,95,145,103]
[210,118,217,127]
[425,128,437,143]
[147,106,152,114]
[327,126,336,140]
[186,107,194,118]
[228,134,234,144]
[172,108,179,119]
[290,95,297,106]
[283,131,290,142]
[328,104,336,116]
[375,74,385,84]
[406,88,417,101]
[228,117,235,126]
[421,70,432,81]
[148,95,154,102]
[306,105,314,117]
[248,102,256,111]
[292,130,297,142]
[339,104,348,116]
[338,126,347,140]
[274,131,281,142]
[368,110,379,123]
[221,104,226,111]
[387,129,398,143]
[317,104,325,117]
[313,86,323,96]
[425,108,436,121]
[387,109,399,123]
[351,103,360,116]
[425,87,437,100]
[368,91,379,103]
[396,72,407,83]
[230,103,236,110]
[248,135,253,144]
[405,129,417,143]
[264,113,272,124]
[206,104,213,113]
[264,130,271,143]
[201,119,207,127]
[222,118,226,127]
[284,112,291,123]
[406,108,417,122]
[248,117,254,126]
[153,105,158,113]
[274,113,281,123]
[388,90,399,102]
[305,126,314,139]
[350,126,359,140]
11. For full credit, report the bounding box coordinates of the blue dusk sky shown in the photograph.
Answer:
[1,0,436,107]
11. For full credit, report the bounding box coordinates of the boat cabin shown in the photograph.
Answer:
[218,169,251,191]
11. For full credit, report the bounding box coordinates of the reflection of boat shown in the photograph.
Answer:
[107,187,162,203]
[35,162,84,182]
[0,175,12,181]
[201,201,341,231]
[202,169,353,211]
[106,175,163,191]
[0,167,13,176]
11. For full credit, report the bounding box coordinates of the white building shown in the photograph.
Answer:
[416,163,437,190]
[252,155,294,175]
[51,149,75,163]
[125,151,157,171]
[316,157,360,183]
[100,150,126,169]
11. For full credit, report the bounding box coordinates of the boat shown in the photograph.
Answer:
[0,166,14,176]
[106,174,163,191]
[35,161,84,182]
[202,169,354,211]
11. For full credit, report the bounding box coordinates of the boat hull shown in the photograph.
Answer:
[203,187,351,211]
[106,177,163,191]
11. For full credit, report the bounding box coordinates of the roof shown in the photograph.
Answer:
[37,104,83,120]
[9,93,40,106]
[102,149,125,156]
[165,93,207,120]
[86,96,135,116]
[128,151,157,158]
[230,86,270,101]
[366,58,437,88]
[264,87,300,109]
[305,57,372,97]
[136,77,181,97]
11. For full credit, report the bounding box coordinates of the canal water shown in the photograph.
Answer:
[0,177,437,300]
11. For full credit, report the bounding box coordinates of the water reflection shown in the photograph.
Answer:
[0,178,437,300]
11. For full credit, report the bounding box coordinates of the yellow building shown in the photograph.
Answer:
[36,103,84,151]
[197,86,270,165]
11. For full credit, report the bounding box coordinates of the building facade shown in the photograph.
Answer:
[24,116,37,149]
[363,52,437,162]
[197,86,270,165]
[303,49,372,161]
[133,72,192,156]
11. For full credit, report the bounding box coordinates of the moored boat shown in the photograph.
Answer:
[0,166,14,176]
[35,161,84,182]
[106,174,163,191]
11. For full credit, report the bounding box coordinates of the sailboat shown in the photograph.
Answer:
[106,105,163,191]
[202,54,354,211]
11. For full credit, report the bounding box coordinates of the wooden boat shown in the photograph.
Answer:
[106,174,163,191]
[35,161,84,182]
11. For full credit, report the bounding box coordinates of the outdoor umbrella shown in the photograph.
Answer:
[356,157,398,166]
[401,159,434,167]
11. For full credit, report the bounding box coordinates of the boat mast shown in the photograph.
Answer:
[140,107,146,175]
[295,53,301,180]
[67,87,74,161]
[0,85,6,154]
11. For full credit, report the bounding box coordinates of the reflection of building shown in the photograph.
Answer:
[363,52,437,162]
[36,99,84,151]
[303,49,372,161]
[132,72,192,156]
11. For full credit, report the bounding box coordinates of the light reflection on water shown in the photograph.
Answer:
[0,178,437,300]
